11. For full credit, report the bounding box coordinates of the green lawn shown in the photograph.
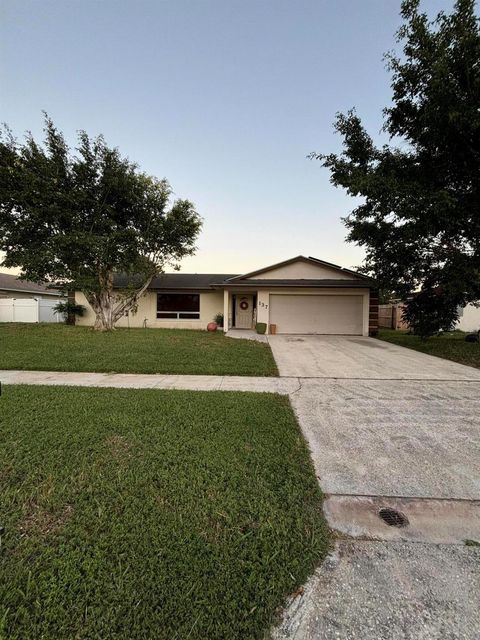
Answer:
[0,324,278,376]
[0,385,328,640]
[378,329,480,369]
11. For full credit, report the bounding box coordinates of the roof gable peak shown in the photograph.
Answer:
[227,255,369,282]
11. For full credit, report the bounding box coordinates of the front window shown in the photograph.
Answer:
[157,293,200,319]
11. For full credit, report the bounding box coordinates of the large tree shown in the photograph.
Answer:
[0,117,202,330]
[312,0,480,336]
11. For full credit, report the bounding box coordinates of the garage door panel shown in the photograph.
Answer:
[269,294,363,335]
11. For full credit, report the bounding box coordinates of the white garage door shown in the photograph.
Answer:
[269,294,364,335]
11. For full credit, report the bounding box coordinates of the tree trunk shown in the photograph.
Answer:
[66,291,77,325]
[85,269,116,331]
[90,295,114,331]
[93,312,108,331]
[85,271,154,331]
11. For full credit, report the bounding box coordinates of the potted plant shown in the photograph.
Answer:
[208,313,224,332]
[255,322,267,335]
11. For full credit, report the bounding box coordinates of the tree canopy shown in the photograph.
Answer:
[0,116,202,329]
[312,0,480,337]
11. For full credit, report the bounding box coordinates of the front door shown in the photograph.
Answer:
[235,295,253,329]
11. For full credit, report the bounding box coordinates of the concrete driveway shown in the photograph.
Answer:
[268,335,480,499]
[269,335,480,640]
[268,334,480,379]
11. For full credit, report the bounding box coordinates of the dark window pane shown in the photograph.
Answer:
[179,312,200,319]
[157,312,177,319]
[157,293,199,312]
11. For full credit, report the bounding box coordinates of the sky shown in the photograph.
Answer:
[1,0,452,275]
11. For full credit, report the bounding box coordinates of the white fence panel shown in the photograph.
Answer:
[0,297,65,323]
[0,299,15,322]
[456,303,480,332]
[0,298,39,322]
[13,299,38,322]
[39,298,63,323]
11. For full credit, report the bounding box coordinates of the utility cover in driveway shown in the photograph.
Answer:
[269,294,363,334]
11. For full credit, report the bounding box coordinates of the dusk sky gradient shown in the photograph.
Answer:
[1,0,451,274]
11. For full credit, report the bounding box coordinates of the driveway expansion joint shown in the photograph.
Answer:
[281,374,480,382]
[289,377,303,395]
[326,491,480,504]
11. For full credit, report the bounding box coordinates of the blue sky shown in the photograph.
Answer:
[1,0,451,274]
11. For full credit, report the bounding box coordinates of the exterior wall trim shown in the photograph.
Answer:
[369,288,379,336]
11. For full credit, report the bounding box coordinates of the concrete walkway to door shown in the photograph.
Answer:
[269,334,480,640]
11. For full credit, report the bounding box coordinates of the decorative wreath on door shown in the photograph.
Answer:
[239,300,249,310]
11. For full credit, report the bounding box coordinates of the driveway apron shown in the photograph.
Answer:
[268,335,480,640]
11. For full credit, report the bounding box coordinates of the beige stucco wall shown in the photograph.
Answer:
[75,290,224,330]
[255,288,370,336]
[252,261,358,280]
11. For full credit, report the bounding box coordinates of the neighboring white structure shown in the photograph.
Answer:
[0,297,64,323]
[0,272,65,323]
[456,303,480,332]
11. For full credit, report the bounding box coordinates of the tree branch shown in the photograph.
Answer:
[112,274,155,323]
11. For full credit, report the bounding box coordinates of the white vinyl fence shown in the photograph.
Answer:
[456,303,480,332]
[0,297,64,323]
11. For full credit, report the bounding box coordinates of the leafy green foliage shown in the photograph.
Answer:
[53,301,86,317]
[402,288,462,338]
[0,385,328,639]
[313,0,480,336]
[213,312,224,327]
[0,324,278,376]
[0,115,202,329]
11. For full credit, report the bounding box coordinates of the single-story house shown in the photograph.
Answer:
[75,255,378,336]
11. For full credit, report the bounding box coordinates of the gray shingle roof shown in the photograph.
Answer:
[216,279,373,288]
[113,273,238,290]
[112,273,373,290]
[0,272,61,296]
